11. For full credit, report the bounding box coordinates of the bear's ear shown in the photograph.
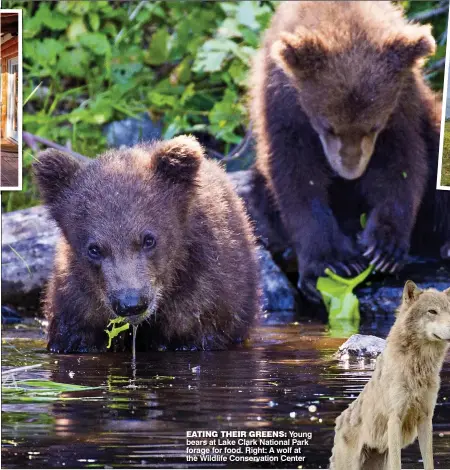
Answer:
[271,29,327,78]
[385,25,435,71]
[403,280,422,305]
[33,149,82,206]
[151,135,203,185]
[444,286,450,298]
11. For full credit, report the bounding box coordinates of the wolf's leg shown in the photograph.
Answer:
[418,418,434,470]
[331,441,362,470]
[387,416,402,470]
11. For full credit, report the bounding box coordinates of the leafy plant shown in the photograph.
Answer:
[318,264,373,316]
[317,265,374,337]
[441,121,450,186]
[2,378,102,403]
[1,0,447,211]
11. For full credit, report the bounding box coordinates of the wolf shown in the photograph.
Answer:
[330,281,450,469]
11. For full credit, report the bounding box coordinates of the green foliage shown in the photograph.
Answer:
[403,0,448,90]
[441,121,450,187]
[1,0,447,211]
[2,378,102,403]
[317,265,374,337]
[317,265,373,322]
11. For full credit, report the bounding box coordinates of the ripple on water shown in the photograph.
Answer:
[2,320,450,469]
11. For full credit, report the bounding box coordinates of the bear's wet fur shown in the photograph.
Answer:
[34,136,260,353]
[250,1,449,302]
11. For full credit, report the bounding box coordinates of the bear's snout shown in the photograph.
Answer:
[110,290,149,318]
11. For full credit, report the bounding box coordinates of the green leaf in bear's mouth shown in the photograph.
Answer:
[316,264,374,328]
[105,317,130,349]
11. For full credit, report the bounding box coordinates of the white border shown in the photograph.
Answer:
[437,5,450,191]
[1,8,22,191]
[6,56,19,141]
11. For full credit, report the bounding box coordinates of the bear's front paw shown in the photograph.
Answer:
[47,329,107,354]
[297,262,329,304]
[298,238,367,304]
[360,216,410,273]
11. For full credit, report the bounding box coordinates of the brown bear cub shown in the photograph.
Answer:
[251,1,447,302]
[34,136,260,353]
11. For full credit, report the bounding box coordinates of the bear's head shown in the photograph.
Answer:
[34,135,204,324]
[271,22,435,180]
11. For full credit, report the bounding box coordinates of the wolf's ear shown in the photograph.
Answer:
[271,28,327,78]
[403,280,422,305]
[151,135,203,185]
[385,25,435,71]
[33,149,83,206]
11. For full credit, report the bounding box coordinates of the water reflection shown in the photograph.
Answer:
[2,322,450,469]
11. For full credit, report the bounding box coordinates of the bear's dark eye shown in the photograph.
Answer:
[142,233,156,251]
[87,244,102,261]
[428,309,438,315]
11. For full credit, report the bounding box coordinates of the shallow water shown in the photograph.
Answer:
[2,319,450,469]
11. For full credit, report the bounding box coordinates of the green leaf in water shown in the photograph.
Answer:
[316,264,374,336]
[14,380,101,391]
[2,379,102,403]
[105,317,130,348]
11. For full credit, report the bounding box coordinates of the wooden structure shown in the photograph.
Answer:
[1,12,19,147]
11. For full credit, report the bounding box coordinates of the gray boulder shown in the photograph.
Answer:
[335,334,386,360]
[2,206,57,307]
[257,246,296,323]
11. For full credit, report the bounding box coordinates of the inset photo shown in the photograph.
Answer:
[1,9,22,190]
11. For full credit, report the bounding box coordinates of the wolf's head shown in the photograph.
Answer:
[399,281,450,343]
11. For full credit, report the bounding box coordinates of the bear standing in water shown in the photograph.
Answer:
[251,1,448,302]
[34,136,260,353]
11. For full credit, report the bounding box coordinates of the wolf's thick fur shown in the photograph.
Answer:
[330,282,450,470]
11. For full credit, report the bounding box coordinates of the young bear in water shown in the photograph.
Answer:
[34,136,260,353]
[251,1,449,302]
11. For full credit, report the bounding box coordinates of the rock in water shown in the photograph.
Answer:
[258,246,296,316]
[335,334,386,360]
[2,206,58,307]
